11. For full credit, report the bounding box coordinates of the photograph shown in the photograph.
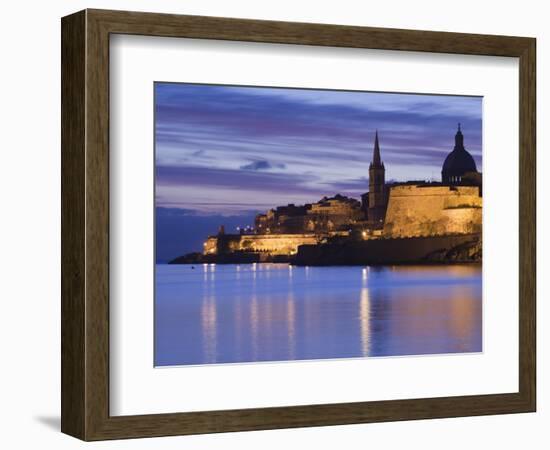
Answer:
[154,83,483,367]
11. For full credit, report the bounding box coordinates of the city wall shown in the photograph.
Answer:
[383,185,482,238]
[294,233,481,265]
[204,233,321,255]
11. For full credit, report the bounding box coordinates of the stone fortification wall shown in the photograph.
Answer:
[204,234,320,256]
[294,233,481,266]
[383,185,482,238]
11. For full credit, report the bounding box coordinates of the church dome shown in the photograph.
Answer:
[442,124,477,184]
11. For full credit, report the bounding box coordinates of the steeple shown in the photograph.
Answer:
[367,130,387,225]
[371,130,383,167]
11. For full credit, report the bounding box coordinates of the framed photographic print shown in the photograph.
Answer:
[61,9,536,440]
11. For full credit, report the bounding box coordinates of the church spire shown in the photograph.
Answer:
[368,130,386,224]
[371,130,383,167]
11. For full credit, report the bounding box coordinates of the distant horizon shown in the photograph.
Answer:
[155,83,482,261]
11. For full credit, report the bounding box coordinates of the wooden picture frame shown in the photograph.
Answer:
[61,9,536,441]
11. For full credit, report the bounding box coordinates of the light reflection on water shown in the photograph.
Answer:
[155,263,482,366]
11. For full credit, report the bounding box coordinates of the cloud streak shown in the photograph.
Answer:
[155,82,482,214]
[240,160,286,171]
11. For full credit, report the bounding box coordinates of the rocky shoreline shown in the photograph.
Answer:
[169,233,481,266]
[292,233,481,266]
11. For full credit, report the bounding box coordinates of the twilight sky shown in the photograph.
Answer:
[155,82,482,261]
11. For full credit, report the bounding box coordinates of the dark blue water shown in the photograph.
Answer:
[155,264,482,366]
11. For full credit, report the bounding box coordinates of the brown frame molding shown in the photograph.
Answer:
[61,9,536,441]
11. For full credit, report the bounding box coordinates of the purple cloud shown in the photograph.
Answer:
[155,82,482,214]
